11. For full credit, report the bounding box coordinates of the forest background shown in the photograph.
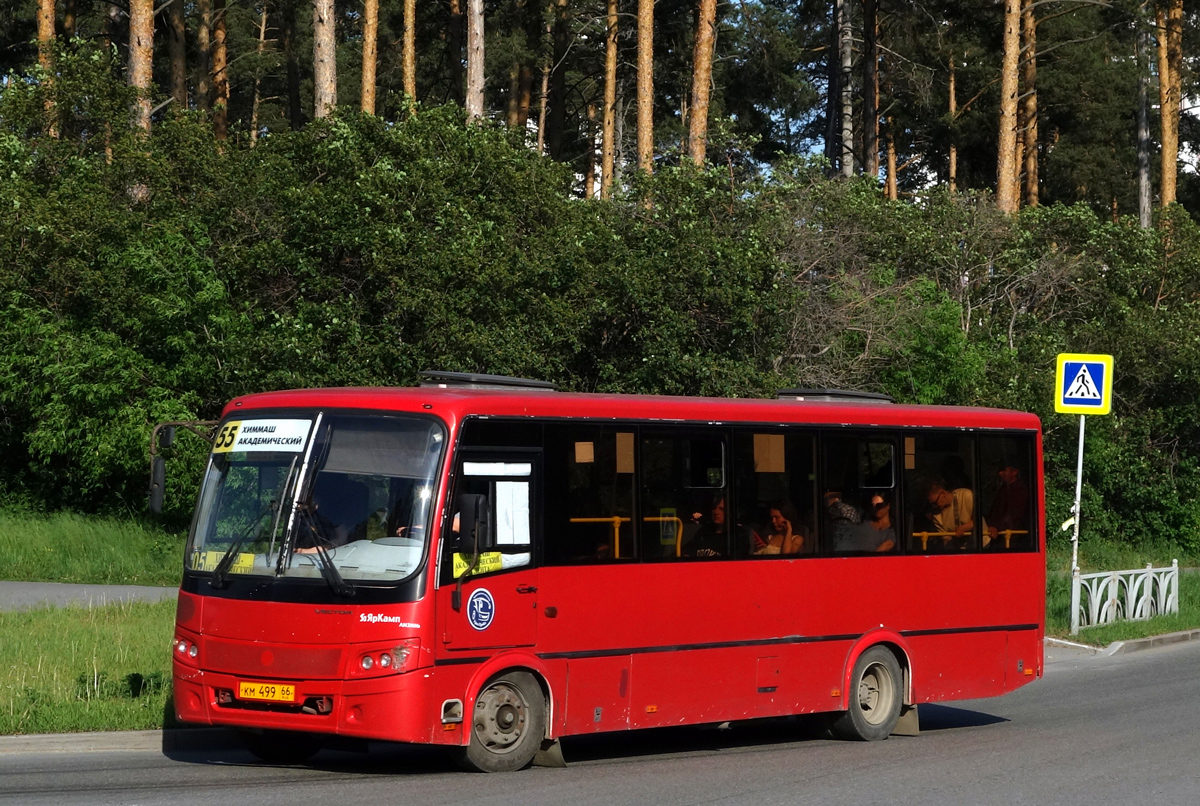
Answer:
[3,0,1200,559]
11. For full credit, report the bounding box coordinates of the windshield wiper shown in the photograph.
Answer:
[210,501,275,589]
[312,541,355,597]
[294,507,355,597]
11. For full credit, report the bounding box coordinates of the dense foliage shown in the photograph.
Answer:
[3,51,1200,555]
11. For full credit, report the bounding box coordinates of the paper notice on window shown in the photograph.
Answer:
[495,481,530,545]
[575,441,595,464]
[754,434,785,473]
[616,432,635,474]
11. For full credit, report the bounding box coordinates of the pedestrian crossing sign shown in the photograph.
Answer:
[1055,353,1113,415]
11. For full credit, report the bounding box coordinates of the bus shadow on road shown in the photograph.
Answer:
[913,703,1009,732]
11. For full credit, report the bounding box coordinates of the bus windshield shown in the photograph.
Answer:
[187,413,444,586]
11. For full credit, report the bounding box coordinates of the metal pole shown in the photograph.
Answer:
[1070,414,1085,573]
[1069,414,1086,635]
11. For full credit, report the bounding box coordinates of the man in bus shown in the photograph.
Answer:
[984,460,1029,550]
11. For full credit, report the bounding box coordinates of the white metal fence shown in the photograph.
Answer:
[1070,561,1179,635]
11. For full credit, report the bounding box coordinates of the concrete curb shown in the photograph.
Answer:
[1046,628,1200,657]
[0,727,234,755]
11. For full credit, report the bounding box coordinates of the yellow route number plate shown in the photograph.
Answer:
[237,681,296,703]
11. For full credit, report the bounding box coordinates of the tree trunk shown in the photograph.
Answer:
[688,0,717,166]
[313,0,337,118]
[885,116,897,200]
[282,0,304,128]
[465,0,484,120]
[198,0,212,112]
[1020,0,1037,207]
[537,9,553,152]
[37,0,54,71]
[863,0,878,177]
[1158,0,1182,207]
[129,0,154,132]
[403,0,417,106]
[362,0,379,114]
[838,0,853,177]
[1137,14,1152,227]
[824,3,838,170]
[213,0,229,138]
[995,0,1021,213]
[517,66,534,128]
[449,0,465,105]
[507,62,521,127]
[250,4,268,145]
[637,0,654,173]
[37,0,56,137]
[948,53,957,192]
[601,0,618,196]
[64,0,76,38]
[548,0,569,158]
[167,0,187,109]
[585,102,597,198]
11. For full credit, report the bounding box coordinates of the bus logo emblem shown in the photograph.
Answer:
[467,589,495,631]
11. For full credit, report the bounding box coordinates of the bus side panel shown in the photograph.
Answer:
[906,631,1008,703]
[1005,627,1043,692]
[564,657,631,734]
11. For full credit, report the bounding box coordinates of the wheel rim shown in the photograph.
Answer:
[856,661,896,726]
[473,681,529,755]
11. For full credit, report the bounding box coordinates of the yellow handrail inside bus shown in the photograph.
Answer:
[567,515,686,557]
[569,516,631,557]
[913,529,1031,550]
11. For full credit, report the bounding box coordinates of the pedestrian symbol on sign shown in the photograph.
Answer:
[1065,364,1102,401]
[1055,353,1113,416]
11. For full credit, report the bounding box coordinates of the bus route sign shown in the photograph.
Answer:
[1055,353,1113,415]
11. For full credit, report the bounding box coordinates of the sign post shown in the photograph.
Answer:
[1055,353,1113,634]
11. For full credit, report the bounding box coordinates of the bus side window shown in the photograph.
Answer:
[978,435,1035,551]
[904,434,978,553]
[641,433,730,560]
[543,425,636,564]
[822,436,897,555]
[441,462,534,584]
[733,431,819,557]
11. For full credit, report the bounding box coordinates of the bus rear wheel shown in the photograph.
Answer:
[831,646,903,741]
[457,671,546,773]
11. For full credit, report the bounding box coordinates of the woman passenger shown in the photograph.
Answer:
[754,502,805,555]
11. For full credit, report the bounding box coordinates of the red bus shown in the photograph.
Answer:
[172,372,1044,771]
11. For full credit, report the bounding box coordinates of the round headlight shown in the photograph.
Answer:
[187,644,198,658]
[361,655,374,670]
[379,653,392,668]
[176,640,188,654]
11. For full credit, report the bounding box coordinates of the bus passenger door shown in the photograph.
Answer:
[439,452,540,652]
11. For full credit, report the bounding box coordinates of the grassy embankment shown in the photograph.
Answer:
[1,512,1198,734]
[0,511,183,734]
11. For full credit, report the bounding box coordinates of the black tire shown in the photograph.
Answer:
[830,646,903,741]
[456,671,547,773]
[237,729,325,764]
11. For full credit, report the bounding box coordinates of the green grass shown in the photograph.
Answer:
[0,510,185,586]
[0,600,175,734]
[1046,535,1200,644]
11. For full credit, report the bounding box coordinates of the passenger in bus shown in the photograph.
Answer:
[824,489,863,552]
[984,459,1030,549]
[684,495,749,557]
[865,493,896,552]
[925,478,973,550]
[753,502,805,555]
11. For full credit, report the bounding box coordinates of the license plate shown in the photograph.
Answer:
[237,681,296,703]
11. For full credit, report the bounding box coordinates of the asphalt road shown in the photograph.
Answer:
[2,641,1199,805]
[0,581,177,612]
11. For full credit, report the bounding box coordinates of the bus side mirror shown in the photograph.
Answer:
[455,493,492,553]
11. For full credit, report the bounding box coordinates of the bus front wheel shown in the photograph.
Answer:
[457,671,547,773]
[831,646,903,741]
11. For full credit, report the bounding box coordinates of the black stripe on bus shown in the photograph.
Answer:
[433,623,1040,665]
